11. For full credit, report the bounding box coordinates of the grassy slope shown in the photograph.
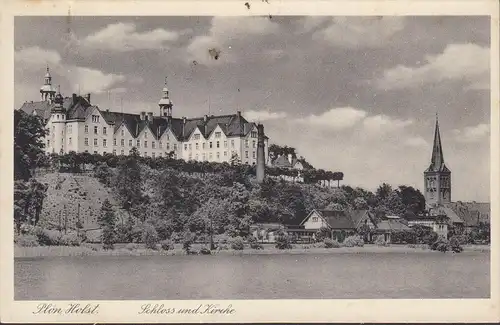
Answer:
[36,172,128,230]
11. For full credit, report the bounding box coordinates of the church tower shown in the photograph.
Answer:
[424,115,451,207]
[159,77,173,117]
[40,66,56,103]
[50,86,66,154]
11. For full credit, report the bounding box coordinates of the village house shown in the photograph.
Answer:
[270,154,305,183]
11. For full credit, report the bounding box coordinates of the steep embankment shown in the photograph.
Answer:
[36,172,127,230]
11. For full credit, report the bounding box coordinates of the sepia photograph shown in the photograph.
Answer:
[3,0,499,322]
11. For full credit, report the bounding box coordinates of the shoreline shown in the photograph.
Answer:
[14,244,490,258]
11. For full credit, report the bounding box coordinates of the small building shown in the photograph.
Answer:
[374,219,412,243]
[249,223,284,243]
[405,213,449,239]
[299,209,376,242]
[271,154,304,170]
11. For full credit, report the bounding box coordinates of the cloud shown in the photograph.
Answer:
[66,66,126,94]
[243,110,287,121]
[15,46,62,68]
[312,17,405,49]
[362,114,413,133]
[452,123,490,143]
[404,136,428,148]
[186,16,280,65]
[81,22,183,52]
[296,107,367,130]
[375,43,490,90]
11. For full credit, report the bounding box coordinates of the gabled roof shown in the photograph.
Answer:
[301,209,357,229]
[446,202,490,227]
[272,155,301,169]
[349,210,375,228]
[18,97,262,141]
[376,219,411,232]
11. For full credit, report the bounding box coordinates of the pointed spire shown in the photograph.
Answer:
[430,113,444,169]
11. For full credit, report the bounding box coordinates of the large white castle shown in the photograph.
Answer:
[19,67,270,165]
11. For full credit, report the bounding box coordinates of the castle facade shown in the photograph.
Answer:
[19,68,270,165]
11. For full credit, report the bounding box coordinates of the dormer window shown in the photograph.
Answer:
[215,132,221,138]
[251,131,257,138]
[144,131,148,139]
[92,115,100,123]
[56,114,60,120]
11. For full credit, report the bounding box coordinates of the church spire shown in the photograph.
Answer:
[430,113,444,170]
[159,76,173,117]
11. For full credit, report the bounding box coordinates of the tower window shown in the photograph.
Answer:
[56,114,59,120]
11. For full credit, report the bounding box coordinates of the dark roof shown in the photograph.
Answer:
[376,219,411,232]
[19,96,259,140]
[349,210,374,227]
[272,155,301,169]
[317,210,356,229]
[446,202,490,227]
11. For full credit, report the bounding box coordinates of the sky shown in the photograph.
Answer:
[14,16,491,202]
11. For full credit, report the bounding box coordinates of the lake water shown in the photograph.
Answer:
[15,251,490,300]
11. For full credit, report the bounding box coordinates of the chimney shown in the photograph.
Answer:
[237,111,241,117]
[288,153,293,164]
[140,111,146,120]
[148,112,153,121]
[72,93,77,104]
[182,116,187,124]
[86,93,91,104]
[204,114,208,123]
[256,123,266,183]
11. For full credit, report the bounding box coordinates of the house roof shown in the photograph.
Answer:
[272,155,301,169]
[19,96,260,140]
[446,202,490,226]
[376,219,411,232]
[349,210,374,227]
[301,209,357,229]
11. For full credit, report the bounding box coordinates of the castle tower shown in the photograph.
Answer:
[40,65,56,102]
[424,114,451,207]
[50,86,66,154]
[159,77,173,117]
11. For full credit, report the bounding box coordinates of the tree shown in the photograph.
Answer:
[397,185,426,215]
[13,179,48,233]
[353,197,369,210]
[14,110,48,180]
[99,199,117,249]
[229,152,241,166]
[115,147,143,210]
[376,183,392,202]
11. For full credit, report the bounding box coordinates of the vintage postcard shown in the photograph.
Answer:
[1,0,499,323]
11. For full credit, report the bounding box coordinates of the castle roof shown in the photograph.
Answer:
[18,95,262,140]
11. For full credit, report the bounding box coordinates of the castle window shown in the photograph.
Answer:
[202,153,206,161]
[144,131,148,139]
[188,153,192,160]
[69,138,72,145]
[224,151,227,157]
[209,153,213,160]
[121,150,124,155]
[85,138,89,146]
[121,139,124,147]
[114,139,117,146]
[144,141,148,148]
[159,141,162,149]
[103,139,107,147]
[85,125,89,133]
[215,132,221,138]
[103,127,107,135]
[245,151,249,158]
[92,115,100,123]
[202,143,205,149]
[217,141,220,148]
[216,152,220,160]
[252,151,256,159]
[209,142,213,149]
[251,131,257,138]
[166,143,170,150]
[184,144,188,150]
[231,140,234,148]
[173,144,177,150]
[94,139,98,146]
[196,143,199,150]
[121,129,124,136]
[245,140,249,148]
[136,140,140,147]
[113,149,116,155]
[252,140,256,148]
[68,125,72,134]
[189,144,192,150]
[94,126,98,135]
[47,139,50,147]
[194,134,200,140]
[57,114,59,120]
[128,140,132,147]
[152,141,156,149]
[224,141,227,148]
[152,152,156,158]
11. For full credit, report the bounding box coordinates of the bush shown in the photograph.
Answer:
[160,239,174,251]
[248,236,263,250]
[448,236,463,253]
[15,234,40,247]
[229,236,245,250]
[374,235,388,247]
[35,228,63,246]
[199,246,211,255]
[125,243,139,251]
[344,235,364,247]
[430,237,449,252]
[324,238,341,248]
[101,226,116,250]
[59,233,81,246]
[275,230,292,250]
[142,224,159,250]
[315,227,331,242]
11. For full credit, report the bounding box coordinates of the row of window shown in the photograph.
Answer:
[187,150,256,161]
